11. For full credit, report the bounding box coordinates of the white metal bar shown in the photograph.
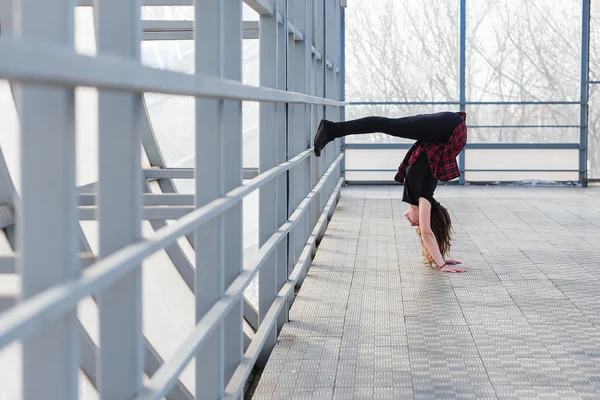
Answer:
[77,0,275,15]
[0,37,343,106]
[300,0,313,286]
[194,1,225,398]
[79,193,195,206]
[14,0,79,398]
[0,0,14,39]
[136,153,343,400]
[142,20,192,31]
[222,0,244,388]
[79,205,193,220]
[141,20,260,41]
[324,0,336,201]
[144,167,259,180]
[0,148,312,351]
[286,0,298,287]
[140,19,303,40]
[95,0,144,397]
[274,0,288,335]
[257,0,279,368]
[223,176,343,399]
[312,0,325,237]
[289,0,309,293]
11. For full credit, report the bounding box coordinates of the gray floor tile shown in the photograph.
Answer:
[253,186,600,399]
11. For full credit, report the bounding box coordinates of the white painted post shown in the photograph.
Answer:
[275,0,289,333]
[222,0,244,387]
[194,0,225,397]
[257,0,279,367]
[95,0,144,398]
[14,0,79,399]
[291,0,310,277]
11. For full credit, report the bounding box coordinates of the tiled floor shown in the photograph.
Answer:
[253,186,600,399]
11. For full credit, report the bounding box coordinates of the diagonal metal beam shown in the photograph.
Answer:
[0,132,18,249]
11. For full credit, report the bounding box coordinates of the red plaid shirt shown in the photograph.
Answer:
[394,112,467,183]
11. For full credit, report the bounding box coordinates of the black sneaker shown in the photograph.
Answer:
[314,119,335,157]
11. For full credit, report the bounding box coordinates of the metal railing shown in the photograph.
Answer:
[0,0,344,399]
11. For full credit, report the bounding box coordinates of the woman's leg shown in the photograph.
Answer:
[314,112,463,156]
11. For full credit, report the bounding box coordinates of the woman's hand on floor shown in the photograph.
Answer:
[445,258,461,265]
[440,264,467,273]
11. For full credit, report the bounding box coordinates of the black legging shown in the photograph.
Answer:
[336,112,463,144]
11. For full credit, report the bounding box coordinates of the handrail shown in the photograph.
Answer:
[0,38,344,107]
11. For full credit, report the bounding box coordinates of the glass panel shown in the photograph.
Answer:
[243,3,260,21]
[467,127,579,144]
[141,6,193,20]
[590,0,600,81]
[141,40,194,73]
[141,4,258,20]
[243,38,260,168]
[142,40,259,168]
[466,104,580,127]
[140,221,195,394]
[0,343,22,400]
[467,0,581,102]
[141,39,261,306]
[75,7,99,187]
[345,0,460,102]
[466,104,580,143]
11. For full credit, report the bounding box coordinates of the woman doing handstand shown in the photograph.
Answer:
[313,112,467,273]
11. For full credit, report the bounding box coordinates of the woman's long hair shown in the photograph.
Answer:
[416,204,453,266]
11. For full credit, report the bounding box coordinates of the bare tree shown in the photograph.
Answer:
[345,0,600,178]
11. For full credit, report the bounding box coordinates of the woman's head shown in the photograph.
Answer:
[404,205,419,226]
[416,204,453,265]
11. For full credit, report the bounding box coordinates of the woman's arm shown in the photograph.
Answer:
[418,198,465,273]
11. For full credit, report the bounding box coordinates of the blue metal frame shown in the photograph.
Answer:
[458,0,467,184]
[348,101,582,106]
[581,0,591,186]
[343,143,580,150]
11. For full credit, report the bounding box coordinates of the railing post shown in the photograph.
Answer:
[290,0,310,286]
[194,0,226,397]
[257,0,280,367]
[95,0,144,398]
[15,0,79,399]
[458,0,467,185]
[313,0,326,231]
[303,0,315,279]
[222,0,244,386]
[340,2,346,179]
[276,0,289,334]
[581,0,591,186]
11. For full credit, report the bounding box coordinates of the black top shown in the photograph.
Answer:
[402,153,439,208]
